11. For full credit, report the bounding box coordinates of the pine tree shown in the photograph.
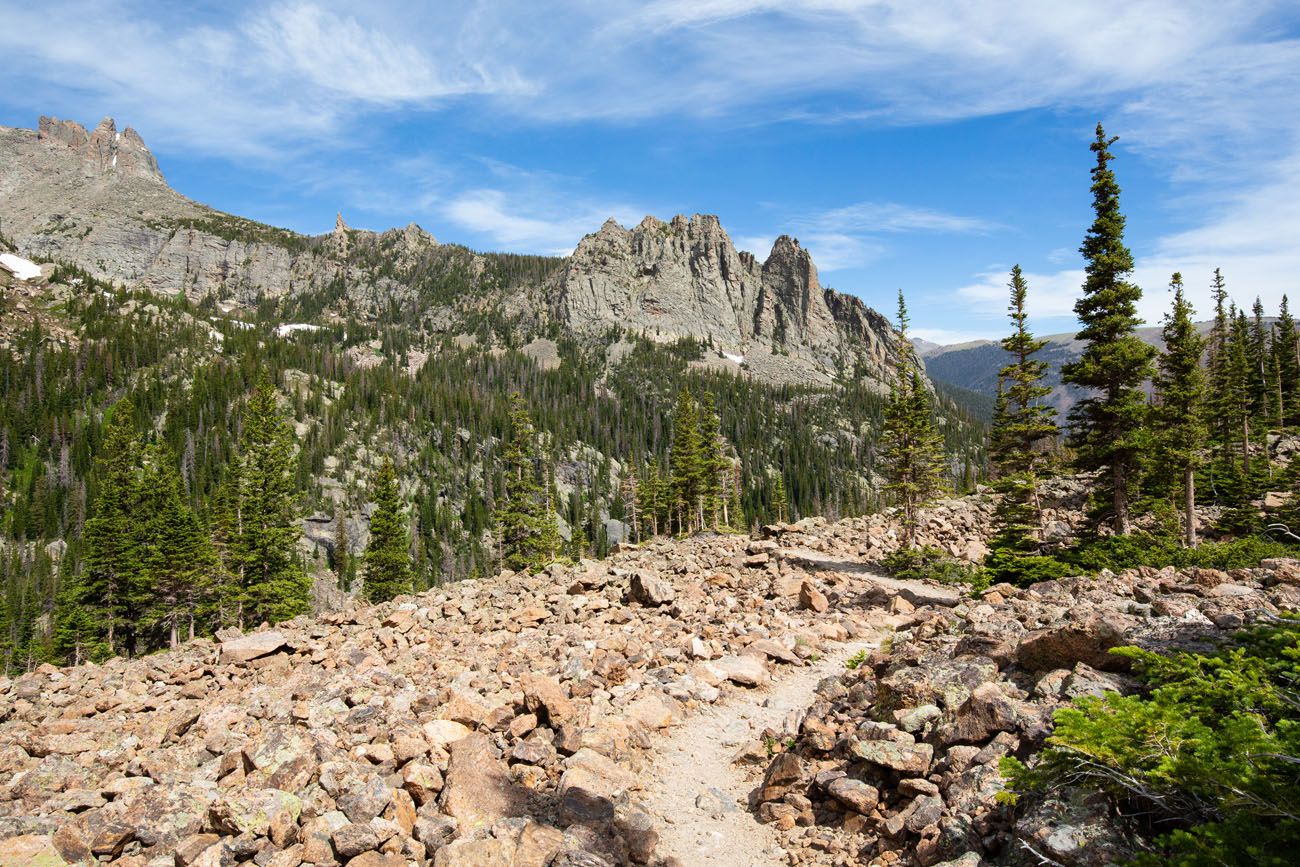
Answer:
[142,453,217,648]
[1205,269,1234,463]
[1274,295,1299,427]
[498,393,559,571]
[50,572,105,665]
[697,391,727,530]
[1227,306,1254,476]
[1154,273,1208,547]
[81,398,144,654]
[1060,124,1157,535]
[772,475,789,523]
[362,457,413,603]
[333,505,350,589]
[880,291,948,546]
[988,266,1058,552]
[236,377,309,626]
[669,389,704,533]
[638,462,667,538]
[1248,298,1276,440]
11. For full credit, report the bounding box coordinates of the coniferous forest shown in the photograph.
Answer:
[0,253,987,671]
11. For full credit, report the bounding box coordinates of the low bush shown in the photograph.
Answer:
[1002,615,1300,865]
[882,545,987,589]
[981,546,1075,587]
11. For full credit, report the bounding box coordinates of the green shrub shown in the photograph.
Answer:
[1002,615,1300,865]
[1057,533,1296,574]
[882,545,987,589]
[981,546,1075,588]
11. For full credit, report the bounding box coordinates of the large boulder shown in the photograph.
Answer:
[219,630,289,664]
[438,733,523,832]
[1016,612,1132,672]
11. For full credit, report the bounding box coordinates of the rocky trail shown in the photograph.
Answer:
[644,639,880,867]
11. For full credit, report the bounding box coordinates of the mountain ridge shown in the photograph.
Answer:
[0,115,905,391]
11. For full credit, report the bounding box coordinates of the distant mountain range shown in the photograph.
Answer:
[919,321,1225,421]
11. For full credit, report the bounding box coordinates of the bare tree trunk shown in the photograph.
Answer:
[1184,466,1197,547]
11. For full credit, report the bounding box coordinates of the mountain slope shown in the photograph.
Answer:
[1,115,903,390]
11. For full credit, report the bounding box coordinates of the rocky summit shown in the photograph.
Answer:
[1,490,1295,867]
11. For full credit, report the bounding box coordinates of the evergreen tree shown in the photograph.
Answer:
[1205,269,1234,462]
[1274,295,1299,427]
[880,291,948,546]
[669,389,704,533]
[333,505,350,589]
[1060,124,1157,535]
[50,571,104,665]
[1226,306,1254,475]
[697,391,727,530]
[1153,274,1208,547]
[772,475,789,523]
[362,457,413,603]
[1249,298,1275,432]
[142,453,217,648]
[498,393,559,571]
[637,463,665,538]
[81,398,144,654]
[235,378,309,626]
[989,266,1058,552]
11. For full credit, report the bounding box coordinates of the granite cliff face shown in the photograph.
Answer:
[547,214,900,386]
[1,115,905,387]
[0,117,445,307]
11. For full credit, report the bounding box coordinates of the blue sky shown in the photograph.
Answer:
[2,1,1298,343]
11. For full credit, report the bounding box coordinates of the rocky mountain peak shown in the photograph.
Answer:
[548,212,902,386]
[35,114,163,182]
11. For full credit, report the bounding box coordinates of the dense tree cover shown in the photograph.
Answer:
[1061,124,1157,535]
[1003,616,1300,865]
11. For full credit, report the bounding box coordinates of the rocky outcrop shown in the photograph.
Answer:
[546,214,901,386]
[37,116,163,183]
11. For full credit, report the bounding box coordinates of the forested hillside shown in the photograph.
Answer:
[0,244,986,672]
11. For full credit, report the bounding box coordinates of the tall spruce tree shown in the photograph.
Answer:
[697,391,727,530]
[81,398,144,654]
[989,266,1058,552]
[669,389,704,533]
[362,457,413,603]
[1275,295,1299,427]
[1227,306,1254,475]
[498,393,559,571]
[880,291,948,546]
[1205,269,1234,464]
[1060,124,1157,535]
[142,453,217,648]
[235,378,310,626]
[1154,274,1208,547]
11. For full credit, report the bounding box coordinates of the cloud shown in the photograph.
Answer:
[743,199,994,272]
[0,0,526,158]
[441,188,646,255]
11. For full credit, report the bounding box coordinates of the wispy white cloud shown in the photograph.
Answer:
[744,199,994,272]
[441,188,646,255]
